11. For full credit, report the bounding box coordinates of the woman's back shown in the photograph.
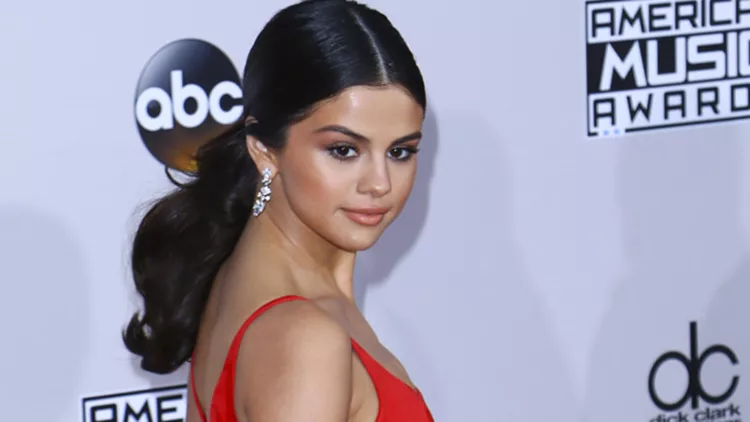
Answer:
[187,259,433,421]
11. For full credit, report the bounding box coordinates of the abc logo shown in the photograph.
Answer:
[134,39,243,171]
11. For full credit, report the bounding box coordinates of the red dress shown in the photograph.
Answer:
[190,295,434,422]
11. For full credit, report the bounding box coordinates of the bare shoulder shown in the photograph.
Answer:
[234,298,353,421]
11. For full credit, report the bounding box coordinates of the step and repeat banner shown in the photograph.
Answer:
[1,0,749,421]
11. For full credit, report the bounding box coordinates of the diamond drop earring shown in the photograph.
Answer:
[252,168,273,217]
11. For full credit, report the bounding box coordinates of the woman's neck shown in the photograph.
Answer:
[232,211,357,301]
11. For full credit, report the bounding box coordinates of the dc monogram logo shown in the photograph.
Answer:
[648,321,740,412]
[133,39,243,171]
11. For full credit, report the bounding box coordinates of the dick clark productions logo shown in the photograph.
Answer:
[133,38,243,172]
[648,322,741,422]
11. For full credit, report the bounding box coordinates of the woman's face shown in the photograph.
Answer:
[269,85,424,252]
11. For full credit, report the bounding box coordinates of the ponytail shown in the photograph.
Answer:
[123,123,259,374]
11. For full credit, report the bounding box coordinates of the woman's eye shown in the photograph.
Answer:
[389,147,419,161]
[328,145,358,160]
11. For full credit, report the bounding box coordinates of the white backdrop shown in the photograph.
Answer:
[1,0,748,421]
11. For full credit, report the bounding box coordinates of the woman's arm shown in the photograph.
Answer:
[234,300,353,421]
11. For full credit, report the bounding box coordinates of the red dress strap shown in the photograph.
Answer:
[190,295,308,422]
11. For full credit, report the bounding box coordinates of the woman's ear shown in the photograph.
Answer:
[244,117,278,176]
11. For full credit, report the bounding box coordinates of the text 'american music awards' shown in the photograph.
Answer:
[586,0,750,137]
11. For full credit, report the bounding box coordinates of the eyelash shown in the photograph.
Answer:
[326,144,420,162]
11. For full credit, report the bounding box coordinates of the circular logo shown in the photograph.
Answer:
[134,39,243,171]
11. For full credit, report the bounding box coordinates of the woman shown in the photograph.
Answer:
[123,0,432,421]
